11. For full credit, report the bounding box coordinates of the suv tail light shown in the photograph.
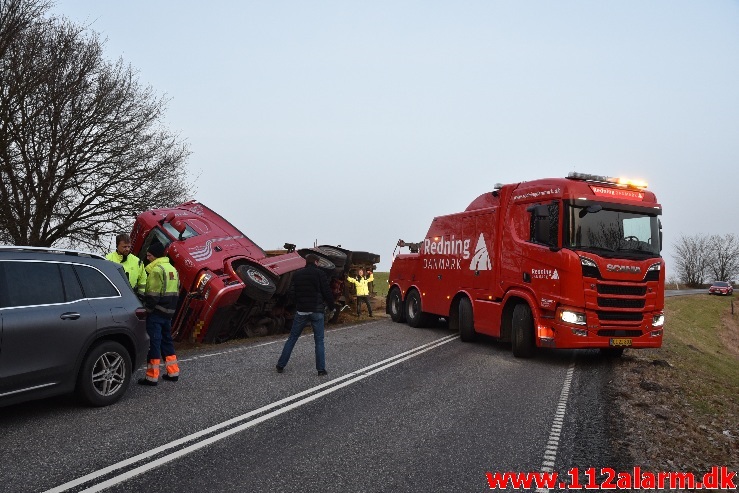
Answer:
[135,308,148,321]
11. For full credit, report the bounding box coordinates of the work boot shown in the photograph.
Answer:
[138,377,157,386]
[162,374,179,382]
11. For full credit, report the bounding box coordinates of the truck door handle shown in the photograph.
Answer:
[60,312,81,320]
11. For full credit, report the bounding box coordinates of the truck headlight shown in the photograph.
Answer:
[652,313,665,327]
[195,271,214,294]
[560,309,586,325]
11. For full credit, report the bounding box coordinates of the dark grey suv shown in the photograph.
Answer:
[0,246,148,407]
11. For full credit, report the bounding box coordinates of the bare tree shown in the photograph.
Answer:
[0,0,50,59]
[0,4,192,250]
[672,234,710,287]
[706,234,739,282]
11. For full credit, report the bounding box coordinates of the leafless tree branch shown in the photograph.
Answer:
[1,2,192,251]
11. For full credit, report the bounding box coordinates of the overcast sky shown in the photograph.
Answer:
[53,1,739,272]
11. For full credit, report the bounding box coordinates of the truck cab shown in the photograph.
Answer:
[131,201,305,343]
[131,201,381,343]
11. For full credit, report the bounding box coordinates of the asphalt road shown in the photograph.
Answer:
[665,288,706,297]
[0,318,621,493]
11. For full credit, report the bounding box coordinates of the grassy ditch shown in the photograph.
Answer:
[612,294,738,473]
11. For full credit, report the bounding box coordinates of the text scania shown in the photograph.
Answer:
[423,236,471,259]
[606,264,641,273]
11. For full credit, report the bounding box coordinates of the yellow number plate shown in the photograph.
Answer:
[610,338,632,347]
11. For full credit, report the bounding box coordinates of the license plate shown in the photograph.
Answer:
[610,338,632,347]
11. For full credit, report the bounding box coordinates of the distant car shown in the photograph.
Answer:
[708,281,733,296]
[0,246,148,408]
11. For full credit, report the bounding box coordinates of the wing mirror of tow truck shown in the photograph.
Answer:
[162,212,187,240]
[578,204,602,218]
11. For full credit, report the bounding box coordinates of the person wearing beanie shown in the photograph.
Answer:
[276,253,336,376]
[139,241,181,386]
[105,233,147,297]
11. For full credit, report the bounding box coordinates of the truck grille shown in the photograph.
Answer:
[594,281,647,323]
[597,284,646,296]
[597,311,644,322]
[597,297,645,308]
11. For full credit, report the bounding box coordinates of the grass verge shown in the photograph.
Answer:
[371,271,389,298]
[612,294,738,474]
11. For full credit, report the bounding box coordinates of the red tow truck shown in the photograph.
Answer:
[387,172,665,357]
[130,201,379,343]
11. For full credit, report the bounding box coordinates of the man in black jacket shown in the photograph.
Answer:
[276,254,335,375]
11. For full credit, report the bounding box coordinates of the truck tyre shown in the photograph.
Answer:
[236,264,277,302]
[351,251,380,266]
[600,347,624,358]
[76,340,131,407]
[405,289,432,328]
[458,297,476,342]
[316,246,348,269]
[511,303,535,358]
[387,287,405,323]
[298,248,337,274]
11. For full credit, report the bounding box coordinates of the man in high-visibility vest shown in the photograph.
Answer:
[138,241,181,386]
[346,268,373,317]
[106,234,147,297]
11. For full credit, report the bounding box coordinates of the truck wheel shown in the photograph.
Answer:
[316,246,348,269]
[76,341,131,407]
[298,248,337,274]
[405,289,432,328]
[458,297,476,342]
[236,265,277,302]
[511,303,535,358]
[351,251,380,265]
[600,347,624,358]
[387,287,405,323]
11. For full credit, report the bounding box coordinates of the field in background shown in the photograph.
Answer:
[371,271,389,298]
[613,294,738,473]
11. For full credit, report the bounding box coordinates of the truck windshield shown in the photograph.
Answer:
[564,203,661,258]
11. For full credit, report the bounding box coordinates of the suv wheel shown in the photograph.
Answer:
[77,341,132,407]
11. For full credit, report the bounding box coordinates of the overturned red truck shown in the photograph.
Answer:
[130,201,379,343]
[387,172,665,357]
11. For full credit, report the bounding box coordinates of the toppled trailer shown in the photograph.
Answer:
[130,201,380,343]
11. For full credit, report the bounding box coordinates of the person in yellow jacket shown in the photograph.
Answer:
[346,268,373,317]
[106,234,147,297]
[139,241,181,386]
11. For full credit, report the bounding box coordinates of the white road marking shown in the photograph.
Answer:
[44,332,459,493]
[536,359,575,491]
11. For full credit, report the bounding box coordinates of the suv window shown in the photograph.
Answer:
[74,264,120,298]
[0,261,66,307]
[60,263,84,301]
